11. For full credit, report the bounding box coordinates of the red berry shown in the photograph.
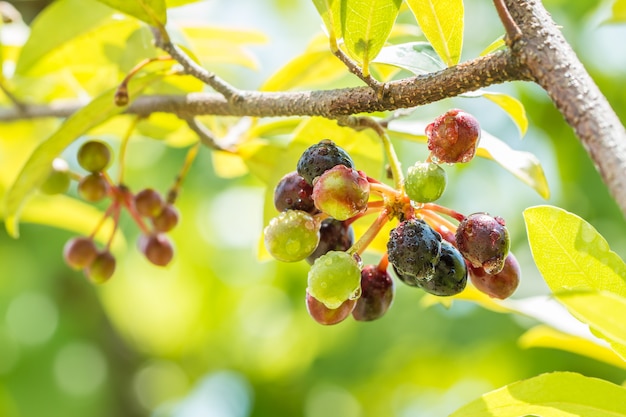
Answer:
[426,109,481,163]
[306,291,356,325]
[63,237,98,270]
[469,252,520,299]
[138,234,174,266]
[152,205,179,233]
[134,188,164,218]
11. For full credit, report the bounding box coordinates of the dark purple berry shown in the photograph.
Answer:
[417,241,467,296]
[426,109,480,163]
[306,291,356,325]
[63,237,98,270]
[306,219,354,265]
[297,139,354,185]
[456,212,510,274]
[273,171,316,213]
[469,252,520,299]
[352,265,394,321]
[387,219,442,280]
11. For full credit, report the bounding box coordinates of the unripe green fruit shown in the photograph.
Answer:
[85,251,116,284]
[77,140,112,173]
[312,165,370,221]
[41,158,71,195]
[404,162,447,203]
[264,210,320,262]
[307,251,361,309]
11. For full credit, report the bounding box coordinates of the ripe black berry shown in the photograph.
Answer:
[273,171,316,213]
[387,219,442,280]
[456,212,510,274]
[417,241,467,296]
[352,265,394,321]
[469,252,520,299]
[297,139,354,185]
[306,218,354,265]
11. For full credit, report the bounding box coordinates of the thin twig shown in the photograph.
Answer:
[493,0,522,45]
[184,117,232,152]
[0,80,26,112]
[152,28,242,101]
[332,47,385,96]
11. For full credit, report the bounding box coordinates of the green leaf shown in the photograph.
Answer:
[3,73,165,237]
[463,90,528,137]
[480,37,505,56]
[388,122,549,198]
[555,290,626,356]
[15,0,114,75]
[312,0,344,42]
[519,324,626,370]
[524,205,626,296]
[610,0,626,22]
[450,372,626,417]
[342,0,402,74]
[372,42,445,75]
[406,0,464,66]
[95,0,167,25]
[166,0,201,7]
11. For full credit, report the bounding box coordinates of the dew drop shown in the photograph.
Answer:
[285,239,301,255]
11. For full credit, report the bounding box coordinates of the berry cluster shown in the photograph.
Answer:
[43,140,181,283]
[264,109,521,325]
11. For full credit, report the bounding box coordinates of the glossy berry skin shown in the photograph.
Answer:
[152,205,179,233]
[404,162,447,203]
[387,219,442,281]
[264,210,320,262]
[306,291,356,325]
[469,252,520,299]
[417,241,467,296]
[307,251,361,309]
[312,165,370,221]
[85,251,116,284]
[297,139,354,185]
[392,265,420,287]
[426,109,481,163]
[138,234,174,266]
[41,158,71,195]
[273,171,316,213]
[134,188,164,218]
[306,219,354,265]
[77,140,112,173]
[63,237,98,270]
[352,265,394,321]
[456,212,510,274]
[78,173,108,202]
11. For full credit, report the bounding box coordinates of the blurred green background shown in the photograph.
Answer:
[1,0,626,416]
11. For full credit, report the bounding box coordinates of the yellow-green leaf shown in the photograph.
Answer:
[450,372,626,417]
[463,90,528,137]
[480,37,505,56]
[555,290,626,355]
[519,324,626,370]
[95,0,167,25]
[342,0,402,74]
[312,0,344,43]
[406,0,463,66]
[523,205,626,296]
[3,73,164,237]
[15,0,114,75]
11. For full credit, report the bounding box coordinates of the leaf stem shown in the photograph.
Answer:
[166,142,201,204]
[117,116,141,184]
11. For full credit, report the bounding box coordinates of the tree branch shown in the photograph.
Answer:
[0,50,530,122]
[504,0,626,216]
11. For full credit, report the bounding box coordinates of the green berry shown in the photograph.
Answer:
[307,251,361,309]
[264,210,320,262]
[78,173,108,202]
[41,158,71,195]
[312,165,370,221]
[77,140,112,173]
[404,162,447,203]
